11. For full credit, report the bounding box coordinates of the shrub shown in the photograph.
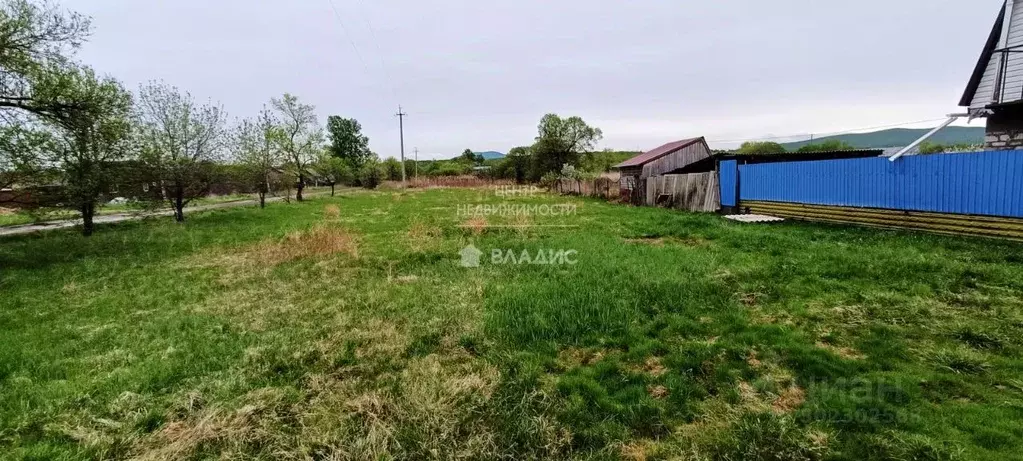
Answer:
[360,162,382,189]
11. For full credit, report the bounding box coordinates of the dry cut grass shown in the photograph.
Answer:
[220,224,360,267]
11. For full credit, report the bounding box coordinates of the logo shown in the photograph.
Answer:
[460,244,483,268]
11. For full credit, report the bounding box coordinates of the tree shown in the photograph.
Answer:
[796,140,855,153]
[530,114,602,180]
[234,107,283,208]
[359,157,382,189]
[325,116,371,169]
[459,149,483,166]
[0,0,95,208]
[272,93,321,201]
[736,141,786,155]
[0,123,52,205]
[136,81,228,222]
[382,157,402,181]
[506,146,531,184]
[42,67,133,236]
[315,152,352,196]
[0,0,92,121]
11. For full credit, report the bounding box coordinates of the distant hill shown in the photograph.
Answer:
[476,151,505,160]
[779,127,985,151]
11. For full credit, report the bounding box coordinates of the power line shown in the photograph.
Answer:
[324,0,375,93]
[351,0,398,102]
[707,117,952,145]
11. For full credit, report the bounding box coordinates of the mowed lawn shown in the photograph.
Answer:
[2,188,1023,460]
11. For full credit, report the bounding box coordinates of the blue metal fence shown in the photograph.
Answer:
[734,150,1023,218]
[719,160,738,207]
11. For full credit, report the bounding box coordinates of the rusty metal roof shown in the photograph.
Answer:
[614,137,705,168]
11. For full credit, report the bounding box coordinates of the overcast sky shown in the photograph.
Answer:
[74,0,1000,159]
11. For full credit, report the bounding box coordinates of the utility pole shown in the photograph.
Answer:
[414,147,419,181]
[396,105,407,188]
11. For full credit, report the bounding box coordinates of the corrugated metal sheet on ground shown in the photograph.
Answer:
[739,150,1023,218]
[724,214,784,223]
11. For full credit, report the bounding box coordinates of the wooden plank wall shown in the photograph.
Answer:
[553,178,621,200]
[640,142,712,179]
[644,172,720,212]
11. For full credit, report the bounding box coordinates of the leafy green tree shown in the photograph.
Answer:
[325,116,371,169]
[578,149,641,174]
[359,157,382,189]
[506,146,531,184]
[0,0,92,120]
[529,114,602,180]
[272,93,322,202]
[43,67,134,236]
[0,0,95,207]
[382,157,402,181]
[0,123,53,204]
[796,140,855,153]
[736,141,786,155]
[459,149,483,166]
[234,107,284,208]
[136,81,228,222]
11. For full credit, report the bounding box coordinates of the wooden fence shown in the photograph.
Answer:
[551,173,720,213]
[552,178,620,200]
[645,172,720,212]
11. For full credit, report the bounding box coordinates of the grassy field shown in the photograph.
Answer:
[1,188,1022,460]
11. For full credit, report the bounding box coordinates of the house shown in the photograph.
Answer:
[961,1,1023,149]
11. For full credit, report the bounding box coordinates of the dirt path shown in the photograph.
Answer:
[0,192,335,237]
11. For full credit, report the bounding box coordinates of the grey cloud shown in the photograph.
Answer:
[75,0,997,157]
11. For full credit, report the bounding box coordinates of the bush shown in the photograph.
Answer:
[431,161,468,177]
[360,162,382,189]
[538,171,561,188]
[796,140,855,153]
[737,142,787,155]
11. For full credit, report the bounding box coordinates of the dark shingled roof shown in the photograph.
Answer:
[614,137,705,168]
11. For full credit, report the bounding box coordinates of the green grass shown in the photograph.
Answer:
[1,188,1022,460]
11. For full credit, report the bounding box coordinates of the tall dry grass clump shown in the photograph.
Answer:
[249,225,359,266]
[460,216,488,236]
[323,204,341,220]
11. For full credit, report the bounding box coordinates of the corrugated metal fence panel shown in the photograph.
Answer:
[719,160,737,206]
[739,150,1023,218]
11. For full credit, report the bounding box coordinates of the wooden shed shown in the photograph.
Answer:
[613,137,716,208]
[615,137,713,180]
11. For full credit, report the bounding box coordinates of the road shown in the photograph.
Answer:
[0,192,332,237]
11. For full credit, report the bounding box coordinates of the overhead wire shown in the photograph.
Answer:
[707,117,954,145]
[324,0,396,104]
[351,0,398,102]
